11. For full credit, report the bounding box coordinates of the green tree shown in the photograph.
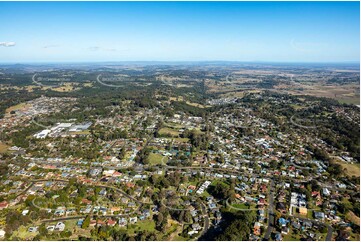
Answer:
[82,215,91,229]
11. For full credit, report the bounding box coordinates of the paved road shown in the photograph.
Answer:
[96,74,124,88]
[92,183,150,205]
[41,213,140,223]
[32,73,58,87]
[17,181,35,196]
[195,202,209,240]
[264,179,275,240]
[28,178,147,206]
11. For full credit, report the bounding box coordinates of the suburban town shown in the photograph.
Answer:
[0,1,360,241]
[0,64,359,241]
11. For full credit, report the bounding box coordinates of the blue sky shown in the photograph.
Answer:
[0,1,359,63]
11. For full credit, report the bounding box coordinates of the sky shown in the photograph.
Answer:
[0,1,359,63]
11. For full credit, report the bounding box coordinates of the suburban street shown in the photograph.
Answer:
[264,179,275,240]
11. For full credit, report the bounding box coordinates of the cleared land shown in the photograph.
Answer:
[148,153,167,165]
[0,142,9,153]
[169,96,211,108]
[332,159,360,177]
[346,211,360,226]
[5,102,30,114]
[51,83,80,92]
[158,127,180,137]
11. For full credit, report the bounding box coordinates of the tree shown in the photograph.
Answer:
[117,146,126,160]
[39,223,48,237]
[155,213,164,228]
[270,160,278,169]
[184,210,193,223]
[82,215,91,229]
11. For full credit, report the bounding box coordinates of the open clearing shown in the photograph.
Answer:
[159,127,180,137]
[148,153,167,165]
[51,83,80,92]
[346,211,360,226]
[332,159,360,177]
[5,102,31,117]
[169,96,210,108]
[0,142,9,153]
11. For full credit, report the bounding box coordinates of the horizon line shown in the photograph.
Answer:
[0,60,360,65]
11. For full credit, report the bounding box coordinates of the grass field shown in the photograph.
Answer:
[11,225,38,240]
[83,82,93,87]
[169,96,210,108]
[336,96,360,105]
[346,211,360,226]
[230,203,250,209]
[332,159,360,177]
[173,235,188,241]
[169,96,184,102]
[282,231,302,241]
[51,83,80,92]
[173,137,189,143]
[165,122,184,129]
[349,231,361,241]
[185,101,211,109]
[0,142,9,153]
[290,104,306,110]
[123,220,156,235]
[148,153,166,165]
[69,130,91,135]
[5,102,30,115]
[165,219,181,240]
[158,127,180,137]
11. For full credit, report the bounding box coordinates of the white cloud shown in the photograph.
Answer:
[88,46,101,51]
[43,44,59,49]
[0,42,16,47]
[87,46,120,52]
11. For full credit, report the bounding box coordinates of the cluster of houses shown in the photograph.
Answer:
[0,93,359,240]
[0,96,76,136]
[196,181,211,195]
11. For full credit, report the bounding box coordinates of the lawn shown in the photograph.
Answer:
[83,82,93,87]
[51,83,80,92]
[169,96,184,102]
[307,209,315,219]
[332,159,360,177]
[158,127,180,137]
[123,220,156,235]
[185,101,211,109]
[69,130,91,135]
[173,235,188,241]
[148,153,167,165]
[174,137,189,143]
[230,203,250,209]
[5,102,30,115]
[290,104,305,110]
[164,219,180,240]
[165,122,184,129]
[349,230,361,241]
[346,211,360,226]
[336,96,360,105]
[283,231,302,241]
[0,142,9,153]
[123,151,133,160]
[11,225,38,240]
